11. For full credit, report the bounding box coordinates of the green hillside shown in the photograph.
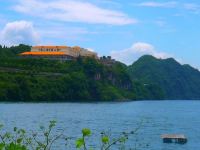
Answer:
[0,45,138,101]
[127,55,200,99]
[1,45,200,101]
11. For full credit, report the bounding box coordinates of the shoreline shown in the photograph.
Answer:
[0,99,200,104]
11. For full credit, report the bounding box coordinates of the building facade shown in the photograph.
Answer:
[20,46,98,60]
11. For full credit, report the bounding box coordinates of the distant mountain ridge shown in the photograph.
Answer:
[127,55,200,99]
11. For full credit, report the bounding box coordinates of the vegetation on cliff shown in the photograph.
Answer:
[0,45,138,101]
[1,45,200,101]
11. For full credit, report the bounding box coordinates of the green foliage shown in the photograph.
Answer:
[76,138,85,149]
[99,121,146,150]
[0,44,137,102]
[82,128,91,137]
[0,44,30,58]
[128,55,200,99]
[76,128,91,150]
[2,45,199,101]
[101,136,109,144]
[0,121,65,150]
[0,121,147,150]
[0,125,28,150]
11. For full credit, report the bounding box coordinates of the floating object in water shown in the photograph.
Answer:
[161,134,187,144]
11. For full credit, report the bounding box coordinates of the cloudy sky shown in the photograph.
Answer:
[0,0,200,67]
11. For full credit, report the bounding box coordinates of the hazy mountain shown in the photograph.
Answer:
[128,55,200,99]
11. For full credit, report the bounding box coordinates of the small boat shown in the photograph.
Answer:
[161,134,187,144]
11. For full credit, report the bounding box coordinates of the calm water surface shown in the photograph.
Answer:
[0,100,199,150]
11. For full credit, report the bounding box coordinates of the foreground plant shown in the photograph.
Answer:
[29,120,65,150]
[0,121,147,150]
[75,120,148,150]
[0,124,27,150]
[0,121,65,150]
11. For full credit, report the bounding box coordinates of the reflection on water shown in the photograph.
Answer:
[0,100,199,149]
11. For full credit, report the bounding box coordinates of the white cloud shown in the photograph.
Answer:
[39,25,90,40]
[155,20,166,27]
[183,3,200,13]
[0,20,39,46]
[111,42,171,65]
[137,1,200,14]
[138,1,177,8]
[14,0,137,25]
[0,14,8,25]
[86,48,95,52]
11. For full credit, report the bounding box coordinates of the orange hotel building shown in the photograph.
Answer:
[20,46,98,61]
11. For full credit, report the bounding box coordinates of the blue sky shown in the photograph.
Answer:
[0,0,200,68]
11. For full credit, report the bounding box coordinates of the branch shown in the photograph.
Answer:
[48,133,64,150]
[104,120,143,150]
[0,134,5,145]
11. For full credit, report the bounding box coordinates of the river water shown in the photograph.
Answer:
[0,100,199,149]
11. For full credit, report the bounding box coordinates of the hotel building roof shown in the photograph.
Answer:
[32,46,68,49]
[20,51,67,56]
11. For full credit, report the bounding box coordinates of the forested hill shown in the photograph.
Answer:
[127,55,200,100]
[1,45,200,101]
[0,44,158,102]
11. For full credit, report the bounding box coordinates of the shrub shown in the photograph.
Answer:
[0,121,148,150]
